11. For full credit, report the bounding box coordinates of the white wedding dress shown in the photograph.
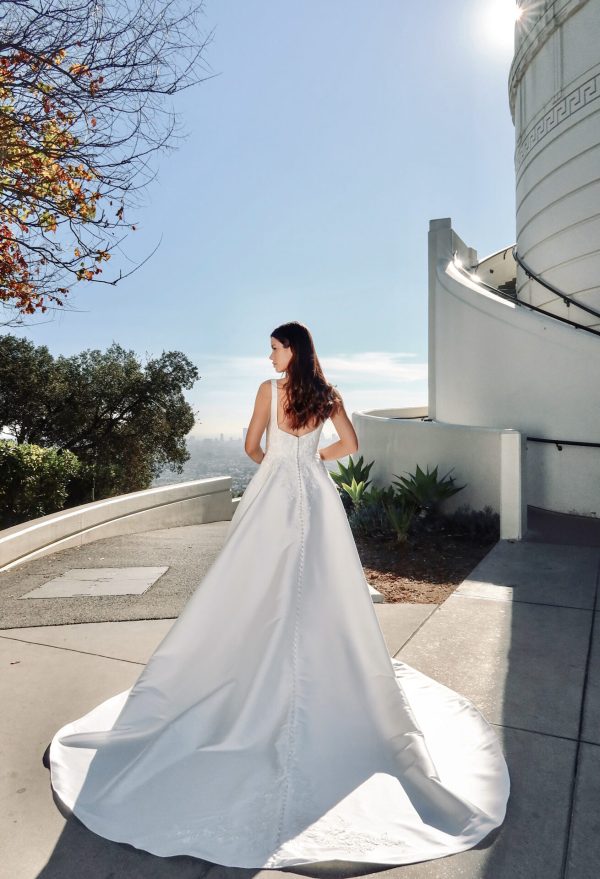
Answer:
[48,378,510,868]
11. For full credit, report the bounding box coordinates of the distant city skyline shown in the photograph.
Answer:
[191,349,428,438]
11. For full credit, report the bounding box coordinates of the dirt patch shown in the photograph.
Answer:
[355,532,497,604]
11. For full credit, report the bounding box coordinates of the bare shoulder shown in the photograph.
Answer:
[250,380,272,404]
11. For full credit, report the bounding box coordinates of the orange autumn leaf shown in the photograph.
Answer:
[0,45,115,314]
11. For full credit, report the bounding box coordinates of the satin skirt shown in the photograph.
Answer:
[49,439,510,867]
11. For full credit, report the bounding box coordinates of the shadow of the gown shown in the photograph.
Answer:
[42,795,393,879]
[43,740,485,879]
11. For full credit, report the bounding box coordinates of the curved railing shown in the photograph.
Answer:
[512,247,600,322]
[452,244,600,340]
[474,244,518,298]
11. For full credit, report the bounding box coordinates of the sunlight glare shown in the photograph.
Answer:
[477,1,523,53]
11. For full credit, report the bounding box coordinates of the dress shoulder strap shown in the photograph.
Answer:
[270,378,277,427]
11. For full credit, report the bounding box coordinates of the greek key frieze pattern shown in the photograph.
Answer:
[516,71,600,168]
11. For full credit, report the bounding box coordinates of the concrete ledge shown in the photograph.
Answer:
[0,479,235,572]
[358,405,429,420]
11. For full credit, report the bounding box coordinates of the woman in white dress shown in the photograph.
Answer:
[48,321,510,868]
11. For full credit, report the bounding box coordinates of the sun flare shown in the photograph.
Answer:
[477,1,523,52]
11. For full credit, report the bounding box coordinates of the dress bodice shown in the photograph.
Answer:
[265,378,324,462]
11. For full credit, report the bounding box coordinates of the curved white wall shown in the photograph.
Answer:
[353,409,525,540]
[429,218,600,517]
[510,0,600,321]
[0,478,235,571]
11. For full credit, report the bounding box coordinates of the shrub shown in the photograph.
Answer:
[0,440,81,529]
[348,490,395,541]
[348,485,417,544]
[441,503,500,543]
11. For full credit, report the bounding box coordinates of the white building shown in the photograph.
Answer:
[355,0,600,539]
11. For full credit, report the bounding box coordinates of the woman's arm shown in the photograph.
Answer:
[319,394,359,461]
[244,381,270,464]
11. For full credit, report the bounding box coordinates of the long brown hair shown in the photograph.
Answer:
[271,321,342,431]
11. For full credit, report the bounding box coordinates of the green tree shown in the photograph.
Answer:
[0,334,55,443]
[0,335,199,502]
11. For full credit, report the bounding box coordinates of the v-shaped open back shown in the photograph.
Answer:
[271,378,323,438]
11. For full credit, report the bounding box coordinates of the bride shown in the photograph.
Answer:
[48,321,510,869]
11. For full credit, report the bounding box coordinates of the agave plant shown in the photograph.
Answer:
[361,484,395,506]
[347,485,417,544]
[392,463,466,517]
[340,476,368,507]
[330,454,374,494]
[381,491,418,543]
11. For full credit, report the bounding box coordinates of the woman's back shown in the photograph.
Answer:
[274,378,324,437]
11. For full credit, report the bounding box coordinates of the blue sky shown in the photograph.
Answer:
[9,0,519,438]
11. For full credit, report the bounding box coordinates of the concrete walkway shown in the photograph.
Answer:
[0,522,230,629]
[2,507,599,878]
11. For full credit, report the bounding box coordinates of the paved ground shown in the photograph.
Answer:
[2,506,600,878]
[0,523,228,629]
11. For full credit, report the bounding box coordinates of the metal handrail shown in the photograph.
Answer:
[454,259,600,339]
[513,248,600,322]
[527,436,600,450]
